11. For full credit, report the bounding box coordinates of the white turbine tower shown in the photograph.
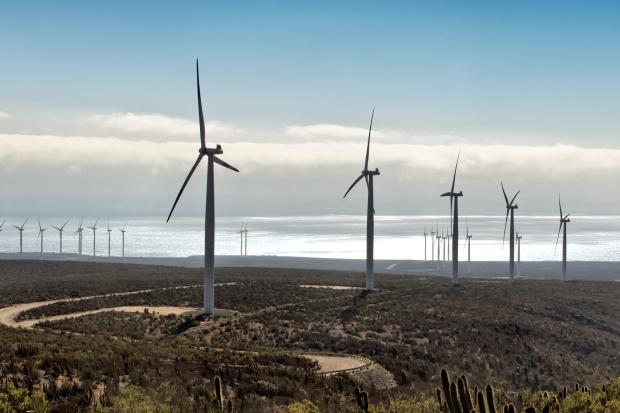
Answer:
[465,224,472,274]
[423,229,428,261]
[36,218,47,254]
[87,219,98,256]
[13,219,27,253]
[243,226,248,256]
[516,230,522,277]
[106,222,112,257]
[343,108,379,291]
[119,225,127,257]
[51,220,69,254]
[75,217,84,255]
[167,60,240,318]
[238,225,244,256]
[430,228,435,262]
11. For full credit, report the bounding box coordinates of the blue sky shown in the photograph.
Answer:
[1,1,620,216]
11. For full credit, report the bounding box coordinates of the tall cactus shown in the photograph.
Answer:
[214,376,223,409]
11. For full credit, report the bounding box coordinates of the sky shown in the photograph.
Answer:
[1,1,620,218]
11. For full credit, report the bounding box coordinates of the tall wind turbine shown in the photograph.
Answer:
[441,153,463,286]
[501,182,520,280]
[243,226,248,256]
[238,225,244,256]
[465,224,472,274]
[119,225,127,257]
[343,108,380,291]
[430,228,435,262]
[166,60,240,317]
[516,229,522,277]
[106,222,112,257]
[435,224,441,267]
[87,219,98,256]
[36,218,47,254]
[51,220,69,254]
[13,219,27,253]
[423,229,428,261]
[556,194,570,279]
[75,217,84,255]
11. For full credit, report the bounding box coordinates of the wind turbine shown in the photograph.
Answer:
[556,194,570,279]
[119,225,127,257]
[441,229,446,267]
[423,229,428,261]
[440,153,463,286]
[435,224,441,267]
[516,229,522,277]
[13,219,28,253]
[343,108,380,291]
[465,223,472,274]
[243,226,248,256]
[430,228,435,262]
[75,217,84,255]
[501,182,520,280]
[36,218,47,254]
[51,220,69,254]
[166,60,240,317]
[87,219,98,256]
[238,225,244,256]
[106,222,112,257]
[0,220,5,233]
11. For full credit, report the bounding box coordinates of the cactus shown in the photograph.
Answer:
[214,376,223,409]
[359,391,369,412]
[486,385,496,413]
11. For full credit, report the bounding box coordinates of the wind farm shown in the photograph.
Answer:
[2,2,620,412]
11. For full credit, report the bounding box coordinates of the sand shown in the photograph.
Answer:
[303,354,371,374]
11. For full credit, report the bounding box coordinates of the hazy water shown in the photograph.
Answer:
[0,215,619,261]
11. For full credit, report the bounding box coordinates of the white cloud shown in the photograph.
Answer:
[286,123,388,141]
[0,111,12,120]
[84,112,242,140]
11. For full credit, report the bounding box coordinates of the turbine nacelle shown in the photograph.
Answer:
[200,145,223,156]
[363,168,380,176]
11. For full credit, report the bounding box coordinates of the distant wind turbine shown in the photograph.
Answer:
[87,219,98,256]
[36,218,47,254]
[501,182,520,280]
[441,152,463,285]
[106,222,112,257]
[75,217,84,255]
[430,228,435,262]
[238,225,244,256]
[556,194,571,279]
[465,223,472,274]
[343,108,380,291]
[119,225,127,257]
[166,60,240,317]
[13,219,27,253]
[51,220,69,254]
[435,224,441,267]
[0,220,5,233]
[243,226,248,256]
[423,229,428,261]
[516,230,522,277]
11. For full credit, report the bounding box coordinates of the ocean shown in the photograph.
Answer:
[1,215,619,261]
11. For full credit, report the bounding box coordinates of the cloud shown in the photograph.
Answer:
[0,111,12,120]
[286,124,388,141]
[84,112,242,140]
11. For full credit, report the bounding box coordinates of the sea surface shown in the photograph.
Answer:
[0,215,619,261]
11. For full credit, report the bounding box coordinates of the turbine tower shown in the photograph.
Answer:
[36,218,47,254]
[166,60,240,317]
[423,229,428,261]
[465,224,472,274]
[13,219,27,253]
[501,182,520,280]
[516,229,522,277]
[238,225,244,256]
[430,228,435,261]
[119,225,127,257]
[51,220,69,254]
[243,226,248,256]
[435,224,441,267]
[75,217,84,255]
[343,108,380,291]
[106,222,112,257]
[440,152,463,286]
[556,194,571,279]
[87,219,98,257]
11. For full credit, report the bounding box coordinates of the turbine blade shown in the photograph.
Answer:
[167,153,204,222]
[12,224,20,230]
[22,218,28,228]
[510,190,520,205]
[196,60,206,150]
[51,226,60,231]
[559,193,563,219]
[364,107,374,171]
[343,174,365,198]
[564,214,570,220]
[503,209,509,244]
[451,151,460,194]
[213,156,240,172]
[555,222,563,252]
[62,220,69,229]
[501,182,509,205]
